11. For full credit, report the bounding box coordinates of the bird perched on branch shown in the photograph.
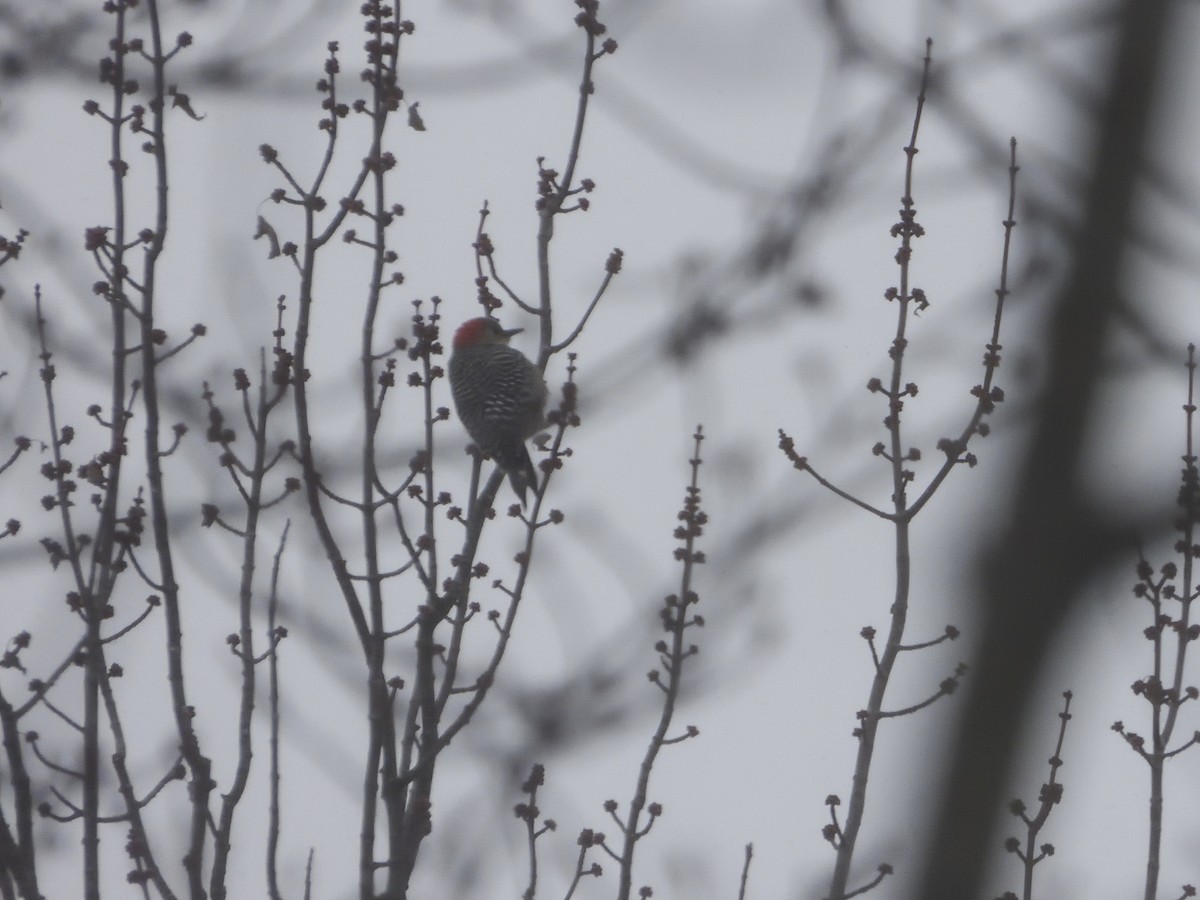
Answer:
[449,317,548,505]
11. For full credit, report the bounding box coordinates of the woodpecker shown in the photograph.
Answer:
[448,317,549,505]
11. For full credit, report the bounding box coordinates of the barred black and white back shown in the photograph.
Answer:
[449,318,549,504]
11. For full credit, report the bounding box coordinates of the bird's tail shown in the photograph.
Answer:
[496,444,539,506]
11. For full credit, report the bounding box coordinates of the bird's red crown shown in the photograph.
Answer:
[453,317,490,350]
[453,317,519,350]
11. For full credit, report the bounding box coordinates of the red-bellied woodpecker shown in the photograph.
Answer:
[449,317,549,505]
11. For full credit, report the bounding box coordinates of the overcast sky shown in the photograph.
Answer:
[4,1,1200,898]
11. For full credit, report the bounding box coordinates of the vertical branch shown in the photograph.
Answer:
[395,302,449,894]
[513,764,553,900]
[266,522,291,900]
[611,427,706,900]
[736,844,753,900]
[279,33,373,656]
[1113,345,1200,900]
[1143,343,1200,900]
[356,4,405,892]
[824,44,931,900]
[207,347,290,899]
[534,0,617,362]
[83,1,136,891]
[1160,345,1198,744]
[0,688,39,900]
[997,691,1073,900]
[135,2,213,895]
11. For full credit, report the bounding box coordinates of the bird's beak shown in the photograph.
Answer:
[502,327,523,337]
